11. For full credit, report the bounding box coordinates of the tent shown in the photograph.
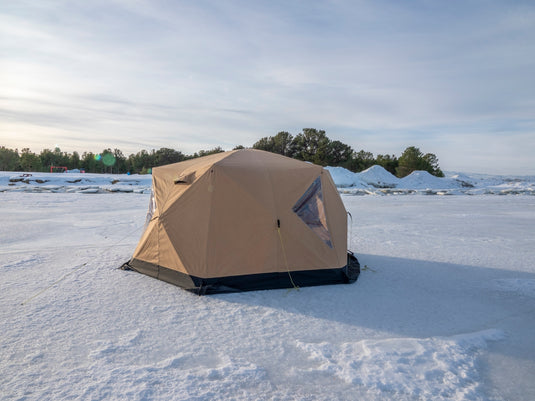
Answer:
[122,149,359,294]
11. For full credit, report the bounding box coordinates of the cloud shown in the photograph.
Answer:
[0,0,534,174]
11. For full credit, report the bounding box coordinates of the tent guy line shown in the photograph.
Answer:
[20,261,89,306]
[276,219,300,291]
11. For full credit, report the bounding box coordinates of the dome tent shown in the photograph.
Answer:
[122,149,359,294]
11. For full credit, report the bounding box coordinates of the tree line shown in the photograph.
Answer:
[0,128,444,178]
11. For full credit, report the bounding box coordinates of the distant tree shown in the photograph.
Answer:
[423,153,444,177]
[255,129,353,167]
[375,154,398,175]
[68,151,81,170]
[3,138,446,178]
[0,146,20,171]
[81,152,97,173]
[345,150,375,172]
[127,149,153,174]
[193,146,224,158]
[99,148,116,173]
[113,148,127,173]
[272,131,296,157]
[396,146,424,177]
[20,148,42,171]
[252,137,273,152]
[233,145,245,150]
[154,147,185,167]
[253,131,295,157]
[39,149,55,171]
[36,147,70,171]
[292,128,331,165]
[396,146,443,177]
[326,140,353,166]
[53,147,70,168]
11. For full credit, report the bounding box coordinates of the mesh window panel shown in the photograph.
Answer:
[292,176,332,248]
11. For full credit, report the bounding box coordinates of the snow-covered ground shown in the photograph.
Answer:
[0,171,152,194]
[2,166,534,195]
[1,171,535,400]
[326,165,535,196]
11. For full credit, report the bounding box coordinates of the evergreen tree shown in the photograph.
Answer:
[127,149,152,174]
[423,153,444,177]
[81,152,97,173]
[113,148,127,173]
[0,146,20,171]
[396,146,424,177]
[193,147,224,158]
[20,148,42,171]
[375,154,398,175]
[272,131,295,157]
[69,151,81,170]
[252,136,274,152]
[396,146,443,178]
[1,134,444,177]
[39,149,56,171]
[100,148,116,173]
[292,128,330,165]
[345,150,375,172]
[252,131,295,157]
[325,140,353,166]
[154,147,185,167]
[53,147,70,168]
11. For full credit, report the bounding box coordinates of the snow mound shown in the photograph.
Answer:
[398,171,461,190]
[448,172,477,188]
[356,165,399,188]
[296,329,504,400]
[325,166,367,188]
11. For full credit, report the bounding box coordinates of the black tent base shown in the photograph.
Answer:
[121,252,360,295]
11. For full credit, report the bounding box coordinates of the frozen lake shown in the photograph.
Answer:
[1,192,534,400]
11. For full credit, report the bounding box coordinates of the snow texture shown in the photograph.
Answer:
[2,166,534,195]
[356,165,401,188]
[0,172,152,194]
[325,166,535,195]
[1,172,535,400]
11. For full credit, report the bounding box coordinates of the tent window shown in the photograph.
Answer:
[292,176,332,248]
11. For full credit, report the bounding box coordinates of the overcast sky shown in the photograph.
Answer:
[1,0,534,174]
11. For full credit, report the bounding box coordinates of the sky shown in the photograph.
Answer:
[1,0,534,175]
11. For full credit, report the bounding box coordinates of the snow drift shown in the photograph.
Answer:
[2,166,534,195]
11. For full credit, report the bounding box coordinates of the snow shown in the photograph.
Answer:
[357,165,400,188]
[1,171,535,400]
[398,170,462,190]
[2,167,535,196]
[327,166,535,196]
[295,329,505,399]
[324,166,367,188]
[0,172,152,194]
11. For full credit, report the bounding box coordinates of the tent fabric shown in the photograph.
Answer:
[123,149,359,294]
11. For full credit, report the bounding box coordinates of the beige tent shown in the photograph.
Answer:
[123,149,359,294]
